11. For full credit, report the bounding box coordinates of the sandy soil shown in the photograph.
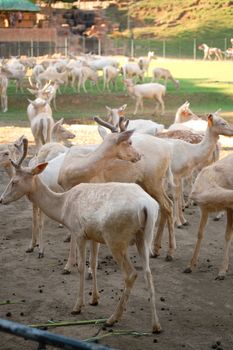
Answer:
[0,125,233,350]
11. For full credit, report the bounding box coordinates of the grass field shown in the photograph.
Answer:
[1,58,233,128]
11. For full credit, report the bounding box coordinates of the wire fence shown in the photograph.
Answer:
[0,35,232,59]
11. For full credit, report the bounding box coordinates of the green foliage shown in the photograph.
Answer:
[109,0,233,43]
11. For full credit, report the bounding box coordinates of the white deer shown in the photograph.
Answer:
[0,141,162,334]
[198,43,223,60]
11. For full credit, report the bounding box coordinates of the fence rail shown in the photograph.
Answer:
[0,318,115,350]
[0,36,232,58]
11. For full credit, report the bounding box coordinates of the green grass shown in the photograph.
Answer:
[1,58,233,128]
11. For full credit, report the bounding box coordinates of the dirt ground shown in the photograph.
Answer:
[0,124,233,350]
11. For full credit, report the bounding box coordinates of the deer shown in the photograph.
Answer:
[58,117,175,262]
[152,67,180,89]
[184,153,233,280]
[0,139,162,334]
[118,111,232,228]
[121,62,145,82]
[123,78,166,116]
[164,112,233,227]
[198,43,223,60]
[106,104,164,135]
[138,51,155,77]
[0,125,142,263]
[103,65,119,92]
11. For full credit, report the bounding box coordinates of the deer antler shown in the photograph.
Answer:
[94,116,118,133]
[118,116,129,132]
[11,138,28,168]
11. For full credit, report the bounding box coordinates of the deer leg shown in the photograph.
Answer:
[173,178,183,228]
[177,178,188,225]
[37,209,45,258]
[72,237,86,314]
[217,209,233,280]
[26,203,40,253]
[136,236,161,333]
[77,77,82,93]
[63,234,77,274]
[106,246,137,326]
[133,98,140,115]
[184,208,209,273]
[53,96,57,112]
[82,79,87,94]
[89,241,100,305]
[140,98,144,111]
[152,192,175,260]
[157,95,165,115]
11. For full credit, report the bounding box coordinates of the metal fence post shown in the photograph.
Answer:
[98,38,101,56]
[193,38,196,60]
[163,40,166,58]
[130,37,134,57]
[65,37,68,56]
[224,37,227,59]
[17,41,20,56]
[82,36,86,53]
[30,40,34,57]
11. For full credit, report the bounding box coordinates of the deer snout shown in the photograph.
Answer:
[0,196,7,205]
[133,153,141,163]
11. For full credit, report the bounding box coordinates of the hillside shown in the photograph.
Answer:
[106,0,233,42]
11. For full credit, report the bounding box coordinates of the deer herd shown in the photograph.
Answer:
[0,47,233,334]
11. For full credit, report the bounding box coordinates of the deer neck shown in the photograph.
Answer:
[126,85,134,96]
[194,127,218,160]
[68,144,117,185]
[27,176,66,225]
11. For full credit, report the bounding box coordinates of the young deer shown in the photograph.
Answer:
[0,139,161,333]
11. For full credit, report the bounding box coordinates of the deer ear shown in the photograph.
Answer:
[116,129,135,145]
[31,162,48,175]
[98,126,108,140]
[207,114,213,127]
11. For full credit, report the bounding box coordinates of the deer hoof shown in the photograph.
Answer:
[183,221,190,226]
[215,275,225,281]
[150,252,159,259]
[71,309,81,315]
[152,324,162,334]
[165,255,173,262]
[26,248,34,253]
[183,267,192,274]
[62,269,71,275]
